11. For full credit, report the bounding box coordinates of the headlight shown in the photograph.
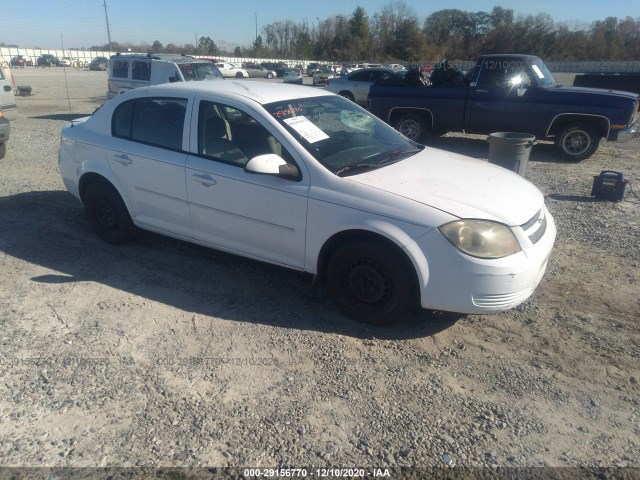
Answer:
[439,220,521,259]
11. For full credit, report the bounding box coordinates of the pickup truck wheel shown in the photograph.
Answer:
[339,91,355,102]
[84,181,134,245]
[396,113,426,142]
[0,142,5,160]
[327,240,416,326]
[555,124,600,161]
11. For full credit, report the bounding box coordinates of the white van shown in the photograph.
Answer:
[0,61,17,159]
[107,54,224,99]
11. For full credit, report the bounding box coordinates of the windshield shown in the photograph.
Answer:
[529,58,557,87]
[265,96,421,176]
[178,62,224,81]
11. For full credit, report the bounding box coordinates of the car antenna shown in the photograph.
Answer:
[60,34,73,118]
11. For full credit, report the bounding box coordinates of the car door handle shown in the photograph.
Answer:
[113,153,132,165]
[192,173,217,186]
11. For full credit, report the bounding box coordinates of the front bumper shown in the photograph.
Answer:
[407,206,557,314]
[616,120,640,143]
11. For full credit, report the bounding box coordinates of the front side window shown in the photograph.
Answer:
[178,62,223,81]
[265,96,420,176]
[198,100,293,168]
[112,97,187,151]
[112,60,129,79]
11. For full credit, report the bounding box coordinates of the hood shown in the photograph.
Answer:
[348,147,544,226]
[552,84,638,101]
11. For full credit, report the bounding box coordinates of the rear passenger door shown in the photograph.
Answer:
[185,96,309,268]
[106,95,193,238]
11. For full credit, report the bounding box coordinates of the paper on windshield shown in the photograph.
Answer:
[531,65,545,79]
[283,116,329,143]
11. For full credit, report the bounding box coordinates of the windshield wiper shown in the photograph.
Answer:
[375,147,421,166]
[335,163,382,177]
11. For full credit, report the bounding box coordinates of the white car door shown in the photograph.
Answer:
[185,97,309,268]
[106,95,193,238]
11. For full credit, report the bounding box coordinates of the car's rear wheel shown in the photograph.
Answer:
[267,73,274,79]
[339,91,355,102]
[555,123,600,161]
[236,72,244,78]
[396,113,427,142]
[327,240,416,326]
[83,181,133,245]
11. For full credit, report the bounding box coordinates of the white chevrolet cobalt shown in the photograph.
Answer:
[58,81,556,325]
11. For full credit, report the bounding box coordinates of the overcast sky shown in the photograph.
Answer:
[3,0,640,50]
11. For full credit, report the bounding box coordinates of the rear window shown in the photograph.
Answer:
[132,61,151,81]
[112,60,129,79]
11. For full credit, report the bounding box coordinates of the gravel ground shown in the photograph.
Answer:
[0,69,639,472]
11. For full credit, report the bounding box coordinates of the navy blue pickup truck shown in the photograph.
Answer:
[367,55,640,161]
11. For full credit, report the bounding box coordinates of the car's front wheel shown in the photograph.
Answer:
[83,181,134,245]
[555,123,600,161]
[327,240,416,326]
[267,73,274,79]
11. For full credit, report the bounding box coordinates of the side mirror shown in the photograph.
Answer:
[245,154,300,180]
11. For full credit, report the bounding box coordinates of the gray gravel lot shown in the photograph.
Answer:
[0,68,639,470]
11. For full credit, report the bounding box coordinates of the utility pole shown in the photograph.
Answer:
[255,12,258,42]
[103,1,112,52]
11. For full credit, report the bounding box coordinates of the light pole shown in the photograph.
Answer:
[103,1,112,52]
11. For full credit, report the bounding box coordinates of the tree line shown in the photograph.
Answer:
[79,2,639,62]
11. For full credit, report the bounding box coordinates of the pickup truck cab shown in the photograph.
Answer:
[368,55,640,161]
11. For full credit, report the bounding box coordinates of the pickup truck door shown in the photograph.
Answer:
[465,83,544,135]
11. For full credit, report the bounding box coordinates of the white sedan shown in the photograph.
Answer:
[214,62,249,78]
[58,81,556,325]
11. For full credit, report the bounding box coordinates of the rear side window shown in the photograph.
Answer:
[112,60,129,78]
[132,61,151,81]
[112,97,188,151]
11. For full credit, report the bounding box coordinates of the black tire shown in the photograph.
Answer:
[267,73,274,79]
[555,123,600,161]
[83,181,133,245]
[396,113,427,142]
[236,72,244,78]
[327,240,417,326]
[0,142,5,160]
[339,91,355,102]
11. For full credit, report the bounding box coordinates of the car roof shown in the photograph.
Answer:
[140,79,335,105]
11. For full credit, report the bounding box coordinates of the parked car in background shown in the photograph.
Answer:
[107,53,223,99]
[283,68,303,84]
[0,63,17,159]
[59,57,74,67]
[58,80,556,325]
[89,57,109,71]
[385,64,406,70]
[326,67,402,105]
[306,62,324,76]
[10,55,33,67]
[313,67,338,86]
[214,62,249,79]
[37,54,60,67]
[242,63,276,79]
[261,62,288,78]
